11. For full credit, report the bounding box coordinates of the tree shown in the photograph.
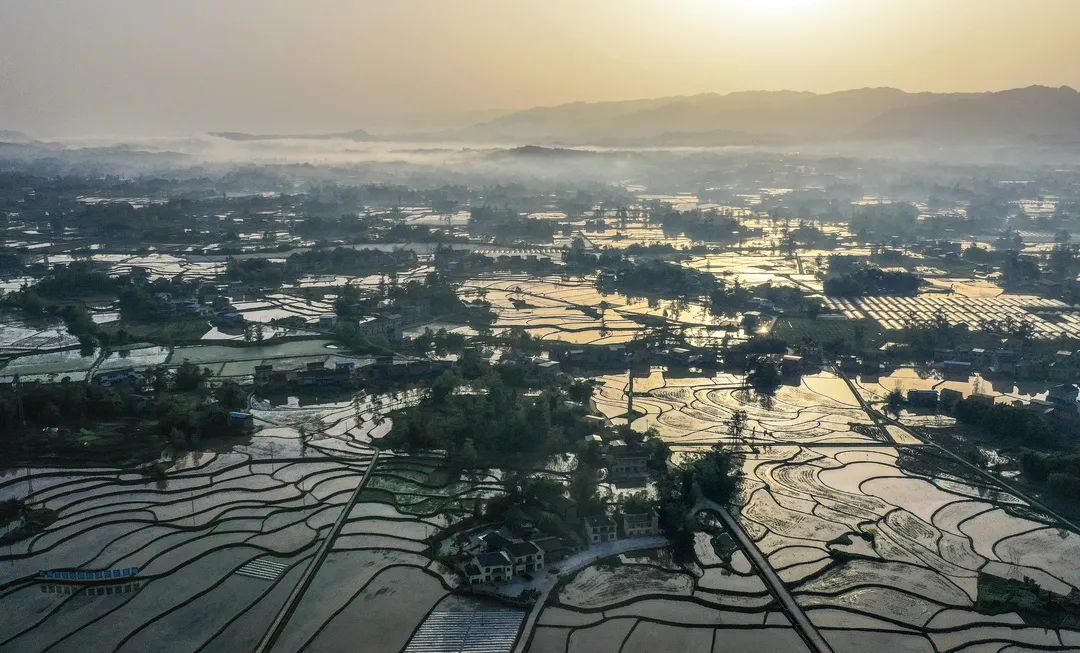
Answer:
[149,366,170,393]
[728,410,748,442]
[620,491,656,515]
[174,361,207,392]
[215,382,247,410]
[746,356,781,395]
[455,438,480,470]
[886,388,904,417]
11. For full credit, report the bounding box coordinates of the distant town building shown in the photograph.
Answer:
[1048,383,1079,406]
[942,360,972,377]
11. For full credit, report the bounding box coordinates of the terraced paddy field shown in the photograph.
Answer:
[4,364,1079,651]
[265,458,504,653]
[0,449,374,652]
[527,539,808,653]
[738,443,1080,651]
[0,313,78,355]
[592,368,1080,651]
[0,388,466,653]
[460,274,746,346]
[593,370,887,447]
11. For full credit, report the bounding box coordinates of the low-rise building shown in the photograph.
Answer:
[907,389,939,408]
[780,355,804,377]
[606,440,649,482]
[470,531,546,582]
[939,388,964,411]
[93,368,138,387]
[1048,383,1079,406]
[584,515,617,545]
[463,551,513,585]
[227,411,254,432]
[295,360,353,386]
[943,360,972,377]
[356,314,404,341]
[623,512,659,537]
[504,541,544,575]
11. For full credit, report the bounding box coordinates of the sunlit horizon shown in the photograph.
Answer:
[2,0,1080,137]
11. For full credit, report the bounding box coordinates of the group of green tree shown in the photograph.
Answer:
[224,247,419,286]
[778,221,838,251]
[652,207,756,243]
[468,207,556,243]
[823,266,922,297]
[1020,449,1080,503]
[0,361,248,465]
[596,258,716,297]
[848,202,919,239]
[658,444,743,563]
[954,396,1057,447]
[380,362,596,469]
[710,279,821,317]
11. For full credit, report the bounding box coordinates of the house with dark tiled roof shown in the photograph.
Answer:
[463,551,512,585]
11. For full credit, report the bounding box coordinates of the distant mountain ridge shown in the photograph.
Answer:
[210,129,377,142]
[449,85,1080,146]
[0,130,30,143]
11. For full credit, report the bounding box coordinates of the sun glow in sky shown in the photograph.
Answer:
[1,0,1078,136]
[721,0,833,16]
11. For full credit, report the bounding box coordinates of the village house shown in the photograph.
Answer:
[463,551,513,585]
[504,541,544,575]
[584,515,617,545]
[468,531,546,581]
[253,358,363,388]
[622,511,660,537]
[907,389,939,408]
[606,440,650,482]
[356,313,404,341]
[1048,383,1079,406]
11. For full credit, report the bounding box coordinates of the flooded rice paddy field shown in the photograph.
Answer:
[0,313,78,355]
[854,367,1060,411]
[0,391,482,652]
[462,274,747,346]
[168,339,351,379]
[682,252,823,292]
[593,370,884,447]
[0,338,350,383]
[267,458,502,653]
[593,369,1080,650]
[0,448,373,651]
[527,541,807,652]
[738,443,1080,651]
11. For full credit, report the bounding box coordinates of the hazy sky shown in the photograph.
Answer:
[2,0,1079,137]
